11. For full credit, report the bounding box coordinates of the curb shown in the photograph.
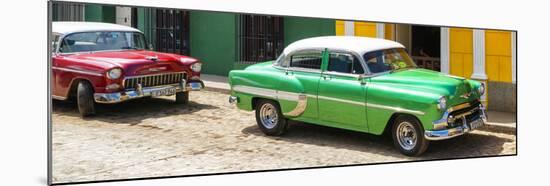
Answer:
[203,85,230,94]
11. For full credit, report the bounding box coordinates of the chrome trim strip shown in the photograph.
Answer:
[317,95,364,106]
[233,85,308,116]
[235,85,425,116]
[284,95,308,117]
[52,67,104,77]
[366,103,425,115]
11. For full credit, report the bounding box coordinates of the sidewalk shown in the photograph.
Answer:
[201,74,230,93]
[201,74,516,131]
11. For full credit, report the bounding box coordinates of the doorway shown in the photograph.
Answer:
[411,26,440,71]
[395,25,441,71]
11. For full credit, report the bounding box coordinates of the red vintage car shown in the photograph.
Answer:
[51,22,204,116]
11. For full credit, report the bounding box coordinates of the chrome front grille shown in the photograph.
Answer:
[124,72,186,89]
[447,101,481,128]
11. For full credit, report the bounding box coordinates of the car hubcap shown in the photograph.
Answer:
[259,103,278,129]
[397,121,417,151]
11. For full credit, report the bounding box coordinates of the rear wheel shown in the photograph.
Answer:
[76,81,96,117]
[255,99,287,136]
[175,91,189,104]
[391,115,429,156]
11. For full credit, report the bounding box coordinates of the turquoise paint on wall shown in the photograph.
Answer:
[284,17,336,46]
[84,4,116,23]
[84,4,103,22]
[190,11,237,76]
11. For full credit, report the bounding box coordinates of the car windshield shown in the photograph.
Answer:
[58,31,147,53]
[363,48,417,73]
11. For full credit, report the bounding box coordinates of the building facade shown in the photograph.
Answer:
[334,21,516,112]
[52,2,516,112]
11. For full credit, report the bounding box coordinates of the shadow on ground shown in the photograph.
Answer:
[52,97,219,125]
[242,121,514,161]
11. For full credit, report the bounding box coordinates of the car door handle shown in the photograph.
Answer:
[322,75,331,80]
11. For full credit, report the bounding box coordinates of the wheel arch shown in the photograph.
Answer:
[67,78,95,99]
[382,112,423,136]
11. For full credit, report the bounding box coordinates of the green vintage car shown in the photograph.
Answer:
[228,36,487,156]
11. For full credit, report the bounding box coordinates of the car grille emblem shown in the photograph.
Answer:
[148,67,167,72]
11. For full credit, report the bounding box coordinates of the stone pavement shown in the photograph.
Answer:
[200,74,517,130]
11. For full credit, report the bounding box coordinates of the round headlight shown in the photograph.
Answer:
[478,82,486,96]
[107,68,122,79]
[191,63,202,72]
[437,96,447,110]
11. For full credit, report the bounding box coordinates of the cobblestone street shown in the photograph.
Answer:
[52,90,516,184]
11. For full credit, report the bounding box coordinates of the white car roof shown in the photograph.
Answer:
[283,36,405,55]
[52,21,142,35]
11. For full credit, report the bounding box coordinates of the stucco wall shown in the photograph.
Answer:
[189,11,237,76]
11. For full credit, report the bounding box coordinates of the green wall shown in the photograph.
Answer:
[84,4,115,23]
[189,11,237,76]
[283,17,336,46]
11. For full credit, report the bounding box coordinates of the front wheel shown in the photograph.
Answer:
[76,81,96,117]
[391,115,429,156]
[255,99,287,136]
[175,91,189,104]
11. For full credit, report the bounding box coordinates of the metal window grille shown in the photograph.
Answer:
[52,2,84,21]
[237,14,284,64]
[153,9,190,55]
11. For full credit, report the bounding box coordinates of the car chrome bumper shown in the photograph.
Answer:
[425,104,488,141]
[94,80,204,104]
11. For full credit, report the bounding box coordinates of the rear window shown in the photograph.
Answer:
[289,52,322,70]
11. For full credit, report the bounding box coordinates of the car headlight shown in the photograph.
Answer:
[191,63,202,72]
[478,82,485,96]
[437,96,447,110]
[107,68,122,79]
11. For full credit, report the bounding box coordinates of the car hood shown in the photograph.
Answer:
[61,50,197,76]
[370,68,480,105]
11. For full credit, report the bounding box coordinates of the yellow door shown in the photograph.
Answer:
[449,28,473,78]
[485,30,512,82]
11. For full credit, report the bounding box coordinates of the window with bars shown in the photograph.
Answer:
[52,2,85,21]
[237,15,284,64]
[154,9,190,55]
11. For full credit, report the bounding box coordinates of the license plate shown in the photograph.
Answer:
[151,87,177,97]
[468,118,484,130]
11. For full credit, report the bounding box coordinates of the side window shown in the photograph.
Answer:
[290,52,322,70]
[327,53,364,74]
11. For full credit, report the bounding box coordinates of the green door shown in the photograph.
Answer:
[317,51,368,131]
[284,50,324,120]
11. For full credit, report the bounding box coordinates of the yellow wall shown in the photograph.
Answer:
[335,21,378,37]
[449,28,474,78]
[485,30,512,82]
[355,22,377,37]
[336,20,345,36]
